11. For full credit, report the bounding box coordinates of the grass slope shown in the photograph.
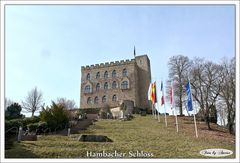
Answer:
[5,115,235,158]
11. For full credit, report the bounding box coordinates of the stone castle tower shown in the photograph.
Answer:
[80,54,151,110]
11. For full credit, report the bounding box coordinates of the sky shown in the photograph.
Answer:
[4,4,235,116]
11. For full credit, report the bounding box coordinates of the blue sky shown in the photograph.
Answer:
[5,5,235,115]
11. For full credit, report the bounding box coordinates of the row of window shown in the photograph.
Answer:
[84,81,129,93]
[86,69,128,80]
[87,95,117,104]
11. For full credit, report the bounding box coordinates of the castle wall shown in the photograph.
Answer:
[80,55,151,110]
[80,59,138,109]
[135,55,152,109]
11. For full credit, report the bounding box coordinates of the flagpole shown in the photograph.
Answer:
[157,102,160,122]
[188,77,198,138]
[172,81,178,132]
[175,109,179,132]
[152,103,154,118]
[154,105,157,119]
[164,102,167,127]
[163,81,167,127]
[193,111,198,138]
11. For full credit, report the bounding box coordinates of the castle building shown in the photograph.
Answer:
[80,54,151,110]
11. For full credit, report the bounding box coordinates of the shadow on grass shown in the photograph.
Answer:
[5,142,39,158]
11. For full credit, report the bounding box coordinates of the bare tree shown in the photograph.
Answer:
[220,57,235,134]
[190,58,223,130]
[56,97,76,110]
[22,87,43,117]
[216,97,227,127]
[168,55,191,115]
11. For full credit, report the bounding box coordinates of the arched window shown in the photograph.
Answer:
[86,73,90,80]
[122,68,128,77]
[84,85,91,93]
[112,70,116,77]
[112,81,117,89]
[121,81,128,89]
[96,72,100,79]
[96,83,100,91]
[87,97,92,104]
[102,96,107,103]
[104,71,108,78]
[104,82,108,90]
[94,96,99,104]
[112,95,117,102]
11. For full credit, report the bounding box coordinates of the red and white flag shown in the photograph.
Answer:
[160,81,164,106]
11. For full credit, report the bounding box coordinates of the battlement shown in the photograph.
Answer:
[81,58,136,70]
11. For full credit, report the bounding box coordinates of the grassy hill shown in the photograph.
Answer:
[5,114,235,159]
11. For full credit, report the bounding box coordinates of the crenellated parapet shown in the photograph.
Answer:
[81,58,136,70]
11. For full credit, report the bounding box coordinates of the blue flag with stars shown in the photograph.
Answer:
[186,80,193,111]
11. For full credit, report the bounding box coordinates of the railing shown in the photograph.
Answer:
[5,127,18,136]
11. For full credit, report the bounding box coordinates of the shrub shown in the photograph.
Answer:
[21,116,41,130]
[27,121,48,133]
[38,121,48,130]
[27,123,39,132]
[40,102,69,130]
[5,119,23,133]
[5,103,23,120]
[79,108,100,114]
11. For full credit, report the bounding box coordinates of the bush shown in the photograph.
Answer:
[5,103,23,120]
[27,121,48,133]
[21,116,41,130]
[40,102,69,130]
[27,123,39,132]
[5,119,23,132]
[38,121,48,130]
[79,108,100,114]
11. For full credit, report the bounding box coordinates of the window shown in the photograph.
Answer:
[84,85,91,93]
[121,81,128,89]
[104,82,108,90]
[96,72,100,79]
[104,71,108,78]
[112,95,117,102]
[94,96,99,104]
[86,73,90,80]
[96,83,100,91]
[102,96,107,103]
[122,69,128,77]
[112,70,116,77]
[112,81,117,89]
[87,97,92,104]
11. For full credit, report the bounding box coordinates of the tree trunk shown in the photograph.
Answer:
[228,112,235,135]
[31,111,34,117]
[205,107,211,130]
[179,94,183,116]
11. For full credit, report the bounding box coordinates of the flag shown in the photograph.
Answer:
[160,81,164,106]
[186,80,193,111]
[151,82,157,104]
[147,83,152,101]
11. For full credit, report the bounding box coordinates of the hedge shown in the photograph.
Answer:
[78,108,100,114]
[27,121,48,132]
[5,116,41,131]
